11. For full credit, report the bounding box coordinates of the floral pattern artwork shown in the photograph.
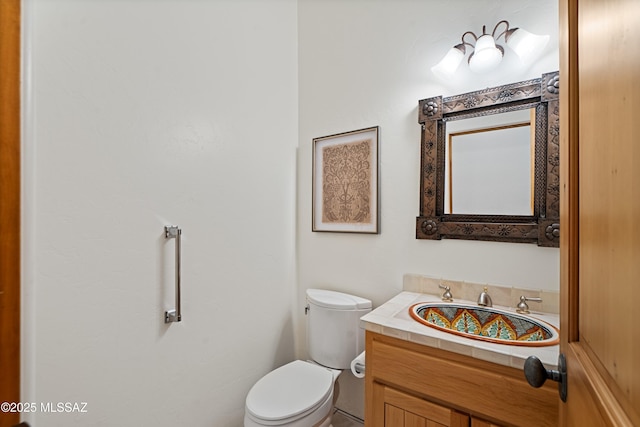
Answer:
[312,126,378,233]
[321,139,372,224]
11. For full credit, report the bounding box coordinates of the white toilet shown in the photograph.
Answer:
[244,289,372,427]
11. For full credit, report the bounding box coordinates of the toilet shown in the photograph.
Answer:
[244,289,372,427]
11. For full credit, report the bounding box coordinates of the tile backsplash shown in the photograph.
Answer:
[403,274,559,314]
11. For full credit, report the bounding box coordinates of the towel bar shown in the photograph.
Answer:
[165,225,182,323]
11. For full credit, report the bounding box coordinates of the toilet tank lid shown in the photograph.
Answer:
[306,289,372,310]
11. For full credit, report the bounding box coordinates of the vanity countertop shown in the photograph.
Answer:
[360,291,560,370]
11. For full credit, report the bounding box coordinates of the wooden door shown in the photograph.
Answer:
[559,0,639,425]
[0,1,21,427]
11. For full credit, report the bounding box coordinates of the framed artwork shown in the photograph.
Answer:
[312,126,379,233]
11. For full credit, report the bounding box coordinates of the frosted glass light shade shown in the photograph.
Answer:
[468,35,503,73]
[506,28,550,64]
[431,45,465,78]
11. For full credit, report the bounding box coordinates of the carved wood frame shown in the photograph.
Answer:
[416,71,560,247]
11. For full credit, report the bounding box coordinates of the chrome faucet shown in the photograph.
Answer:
[477,286,492,307]
[516,295,542,314]
[439,283,453,302]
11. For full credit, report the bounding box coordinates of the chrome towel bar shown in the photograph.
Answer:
[165,225,182,323]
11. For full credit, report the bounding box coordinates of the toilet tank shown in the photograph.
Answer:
[306,289,372,369]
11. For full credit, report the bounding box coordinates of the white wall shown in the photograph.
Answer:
[23,1,298,426]
[22,0,561,425]
[297,0,559,417]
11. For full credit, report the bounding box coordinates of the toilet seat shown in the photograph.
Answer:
[245,360,334,425]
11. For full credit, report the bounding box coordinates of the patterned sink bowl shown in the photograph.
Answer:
[409,303,559,347]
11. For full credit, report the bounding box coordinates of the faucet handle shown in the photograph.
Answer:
[438,284,453,302]
[516,295,542,314]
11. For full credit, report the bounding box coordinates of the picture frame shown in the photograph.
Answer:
[312,126,379,233]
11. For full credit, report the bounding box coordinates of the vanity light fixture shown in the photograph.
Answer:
[432,20,549,77]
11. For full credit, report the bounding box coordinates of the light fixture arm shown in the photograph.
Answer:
[460,31,479,49]
[491,20,512,41]
[461,23,499,49]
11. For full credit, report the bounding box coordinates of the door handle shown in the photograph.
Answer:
[164,225,182,323]
[524,354,567,402]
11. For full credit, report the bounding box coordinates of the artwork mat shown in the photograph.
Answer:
[312,126,379,233]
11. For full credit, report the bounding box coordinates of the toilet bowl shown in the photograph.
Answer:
[244,360,340,427]
[244,289,372,427]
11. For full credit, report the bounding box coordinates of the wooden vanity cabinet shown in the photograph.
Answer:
[365,332,558,427]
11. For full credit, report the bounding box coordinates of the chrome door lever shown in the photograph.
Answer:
[165,225,182,323]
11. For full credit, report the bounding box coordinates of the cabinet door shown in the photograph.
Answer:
[470,417,502,427]
[373,382,469,427]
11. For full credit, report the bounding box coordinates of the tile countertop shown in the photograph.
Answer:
[360,291,560,370]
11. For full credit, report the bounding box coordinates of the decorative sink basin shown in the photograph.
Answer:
[409,302,559,346]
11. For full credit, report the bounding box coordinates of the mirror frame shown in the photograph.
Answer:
[416,71,560,247]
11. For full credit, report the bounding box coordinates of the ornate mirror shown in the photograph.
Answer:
[416,71,559,247]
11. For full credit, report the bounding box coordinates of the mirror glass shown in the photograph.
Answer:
[444,109,534,215]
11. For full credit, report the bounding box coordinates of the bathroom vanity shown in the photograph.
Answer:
[361,291,559,427]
